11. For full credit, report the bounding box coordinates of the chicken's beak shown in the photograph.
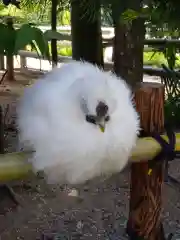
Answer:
[97,119,106,133]
[99,125,105,132]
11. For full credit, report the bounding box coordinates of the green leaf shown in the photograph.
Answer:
[120,7,149,25]
[29,41,38,52]
[0,4,6,12]
[0,22,16,56]
[14,24,50,60]
[33,27,50,60]
[120,9,140,24]
[14,23,36,54]
[163,43,177,70]
[30,41,41,59]
[44,30,71,41]
[149,50,158,60]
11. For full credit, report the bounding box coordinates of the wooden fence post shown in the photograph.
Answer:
[20,55,27,69]
[128,82,166,239]
[0,55,5,70]
[0,106,4,154]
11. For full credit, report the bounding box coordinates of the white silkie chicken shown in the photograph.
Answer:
[17,61,139,185]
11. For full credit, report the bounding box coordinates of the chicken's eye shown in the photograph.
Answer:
[105,115,110,122]
[86,115,96,125]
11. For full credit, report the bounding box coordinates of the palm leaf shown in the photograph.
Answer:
[44,29,71,41]
[14,23,36,54]
[33,27,50,60]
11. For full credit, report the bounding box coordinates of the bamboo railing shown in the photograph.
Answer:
[0,133,179,182]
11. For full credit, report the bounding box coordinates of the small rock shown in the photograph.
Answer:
[68,189,79,197]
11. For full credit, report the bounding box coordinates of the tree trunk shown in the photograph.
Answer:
[127,82,166,240]
[51,0,58,67]
[71,0,104,68]
[6,17,15,82]
[112,0,145,88]
[6,56,15,81]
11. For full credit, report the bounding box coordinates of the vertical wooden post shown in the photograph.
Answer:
[128,82,166,239]
[51,0,58,67]
[20,55,27,69]
[0,106,4,154]
[0,55,5,70]
[71,0,104,68]
[6,17,15,82]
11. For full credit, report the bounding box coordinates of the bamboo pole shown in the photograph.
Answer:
[0,133,179,182]
[128,82,166,239]
[0,152,33,182]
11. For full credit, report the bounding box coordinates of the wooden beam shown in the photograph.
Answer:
[128,82,166,239]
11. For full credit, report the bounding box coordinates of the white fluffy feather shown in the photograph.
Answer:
[17,61,139,185]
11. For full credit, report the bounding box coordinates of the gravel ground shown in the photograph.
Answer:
[0,71,179,240]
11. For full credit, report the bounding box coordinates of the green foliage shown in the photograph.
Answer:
[150,0,180,28]
[14,23,36,52]
[120,9,140,24]
[17,0,71,25]
[144,42,180,127]
[162,64,180,96]
[0,1,71,25]
[143,51,180,68]
[32,27,50,59]
[0,22,16,55]
[58,46,72,56]
[58,10,70,25]
[120,7,148,25]
[44,29,71,41]
[148,43,180,70]
[78,0,102,22]
[146,0,180,38]
[0,4,31,23]
[46,44,72,56]
[161,65,180,128]
[102,2,180,35]
[163,43,178,70]
[144,52,168,67]
[0,22,50,59]
[0,4,6,12]
[6,0,179,33]
[164,94,180,128]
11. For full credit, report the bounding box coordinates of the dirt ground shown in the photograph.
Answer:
[0,69,180,240]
